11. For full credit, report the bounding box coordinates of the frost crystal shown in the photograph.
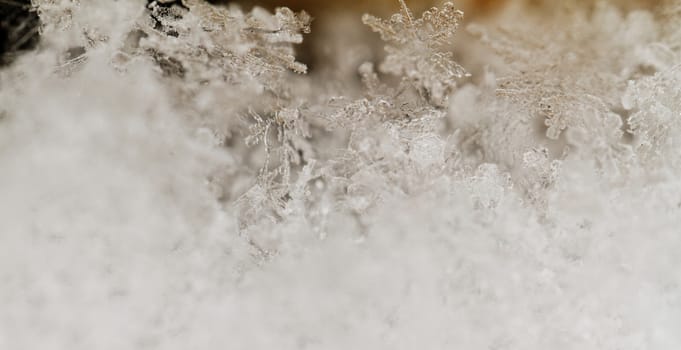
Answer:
[363,1,468,106]
[623,66,681,167]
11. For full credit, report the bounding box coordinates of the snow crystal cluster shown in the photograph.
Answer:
[1,0,681,349]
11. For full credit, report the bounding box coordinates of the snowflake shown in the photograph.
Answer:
[623,66,681,167]
[466,2,657,176]
[362,1,468,106]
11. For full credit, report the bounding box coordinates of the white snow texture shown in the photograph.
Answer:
[1,0,681,349]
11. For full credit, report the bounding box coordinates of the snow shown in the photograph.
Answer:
[1,1,680,349]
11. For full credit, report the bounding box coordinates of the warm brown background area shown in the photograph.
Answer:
[216,0,504,17]
[218,0,659,72]
[221,0,656,17]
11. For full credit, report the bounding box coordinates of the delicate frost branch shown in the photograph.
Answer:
[363,1,468,106]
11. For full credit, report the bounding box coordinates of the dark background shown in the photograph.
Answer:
[0,0,39,66]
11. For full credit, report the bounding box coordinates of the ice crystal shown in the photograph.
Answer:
[465,3,661,177]
[362,1,468,106]
[623,66,681,168]
[141,0,315,199]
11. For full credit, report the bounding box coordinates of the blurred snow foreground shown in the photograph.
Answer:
[1,0,681,348]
